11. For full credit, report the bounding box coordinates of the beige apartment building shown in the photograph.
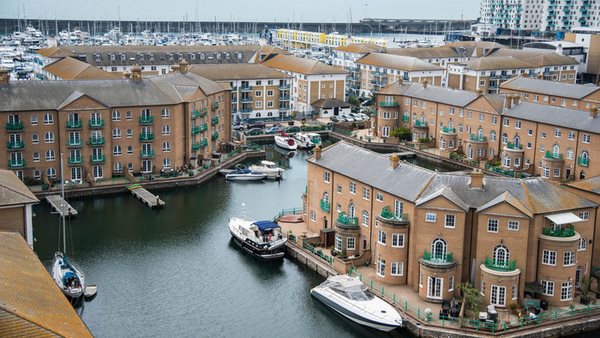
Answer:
[0,61,230,186]
[307,142,597,307]
[261,54,347,115]
[332,43,385,97]
[189,64,292,122]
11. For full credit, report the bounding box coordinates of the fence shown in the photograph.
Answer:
[274,207,303,220]
[302,241,334,266]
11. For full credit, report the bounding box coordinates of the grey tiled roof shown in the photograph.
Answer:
[504,101,600,134]
[0,170,38,206]
[379,82,479,107]
[501,76,600,99]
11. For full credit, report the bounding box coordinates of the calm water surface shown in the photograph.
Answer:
[32,144,415,338]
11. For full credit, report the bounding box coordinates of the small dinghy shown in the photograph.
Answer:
[84,285,98,300]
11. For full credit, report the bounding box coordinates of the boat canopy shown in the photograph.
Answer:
[253,221,279,232]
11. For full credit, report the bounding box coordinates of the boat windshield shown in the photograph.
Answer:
[330,282,374,301]
[310,135,321,143]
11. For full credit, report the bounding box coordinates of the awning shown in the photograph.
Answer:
[253,221,279,232]
[545,212,584,225]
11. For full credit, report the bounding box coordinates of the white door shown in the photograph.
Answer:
[427,277,443,299]
[70,167,82,182]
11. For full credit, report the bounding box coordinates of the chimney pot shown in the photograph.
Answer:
[179,59,189,74]
[314,146,322,160]
[390,154,400,169]
[0,68,9,85]
[590,107,598,118]
[422,79,429,88]
[130,64,142,81]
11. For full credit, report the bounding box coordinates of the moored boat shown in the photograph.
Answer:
[311,275,402,332]
[249,160,285,180]
[294,132,316,150]
[274,132,298,150]
[52,251,86,299]
[228,217,287,260]
[225,164,267,181]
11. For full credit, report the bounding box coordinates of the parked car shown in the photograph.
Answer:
[342,115,355,122]
[247,121,266,129]
[244,128,264,136]
[265,125,284,134]
[330,116,340,122]
[283,126,301,133]
[232,123,244,131]
[349,113,364,121]
[357,113,370,121]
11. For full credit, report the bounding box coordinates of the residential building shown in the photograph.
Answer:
[564,28,600,83]
[355,53,445,97]
[37,45,260,76]
[332,43,385,97]
[0,61,230,185]
[261,54,347,114]
[42,56,123,80]
[500,75,600,110]
[0,232,93,337]
[189,64,292,122]
[311,98,352,119]
[0,170,38,246]
[274,29,387,49]
[307,142,597,307]
[523,41,588,74]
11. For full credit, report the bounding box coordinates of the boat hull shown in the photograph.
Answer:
[52,252,85,300]
[274,136,298,150]
[225,173,266,181]
[229,230,285,260]
[310,288,402,332]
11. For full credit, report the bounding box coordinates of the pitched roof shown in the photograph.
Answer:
[503,101,600,134]
[476,191,534,218]
[465,56,535,71]
[189,64,291,81]
[261,54,347,75]
[0,170,38,207]
[37,46,75,58]
[312,98,351,108]
[378,82,480,107]
[489,49,579,66]
[500,76,600,99]
[356,53,444,72]
[386,46,460,59]
[415,186,469,211]
[43,57,122,80]
[567,176,600,195]
[334,43,384,54]
[0,232,93,338]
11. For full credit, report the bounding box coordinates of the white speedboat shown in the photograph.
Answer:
[311,275,402,332]
[52,251,85,299]
[225,164,266,181]
[249,160,285,180]
[228,217,287,260]
[294,132,322,149]
[274,132,298,150]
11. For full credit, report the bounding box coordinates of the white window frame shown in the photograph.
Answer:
[487,218,499,233]
[508,220,519,231]
[390,262,403,276]
[541,280,554,296]
[392,233,404,248]
[376,192,383,202]
[542,249,557,266]
[445,214,455,228]
[425,212,437,223]
[347,237,356,250]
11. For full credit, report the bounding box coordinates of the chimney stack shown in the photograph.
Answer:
[397,78,404,85]
[536,73,544,79]
[0,68,9,85]
[314,146,322,160]
[422,79,429,88]
[521,72,529,78]
[179,59,189,74]
[171,63,180,72]
[512,94,520,106]
[469,168,485,189]
[123,71,131,79]
[130,64,142,81]
[590,107,598,119]
[390,154,400,169]
[476,88,484,96]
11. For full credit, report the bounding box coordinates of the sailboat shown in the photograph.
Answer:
[51,154,86,300]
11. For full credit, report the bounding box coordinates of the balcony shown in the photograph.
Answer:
[89,119,104,128]
[379,101,399,108]
[279,95,291,101]
[212,116,219,125]
[211,101,219,110]
[504,142,523,151]
[88,137,105,146]
[140,150,155,158]
[469,134,487,143]
[240,85,252,92]
[578,156,589,167]
[66,120,82,129]
[421,250,456,267]
[211,131,219,140]
[192,139,209,150]
[68,156,82,165]
[139,133,155,142]
[278,84,290,90]
[191,125,201,135]
[336,212,358,228]
[402,115,409,123]
[484,257,517,272]
[542,225,575,237]
[378,206,410,226]
[544,151,563,161]
[7,159,25,169]
[200,107,209,116]
[90,154,105,163]
[192,110,201,119]
[139,116,154,124]
[5,121,24,131]
[320,199,330,212]
[67,139,83,147]
[6,141,25,150]
[240,108,252,113]
[413,120,428,128]
[240,97,253,103]
[441,126,456,135]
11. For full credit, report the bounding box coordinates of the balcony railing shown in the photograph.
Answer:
[402,115,409,123]
[192,110,201,119]
[380,206,409,222]
[68,156,82,164]
[7,159,25,168]
[469,134,487,142]
[484,257,517,272]
[542,225,575,237]
[89,119,104,128]
[192,139,209,150]
[578,156,589,167]
[422,250,454,264]
[279,95,291,100]
[66,120,82,129]
[5,121,24,131]
[278,84,290,90]
[212,116,219,125]
[6,141,25,150]
[88,137,105,146]
[240,97,253,103]
[240,85,252,92]
[67,139,83,147]
[140,150,155,158]
[139,116,154,124]
[414,120,427,127]
[191,125,201,135]
[320,199,330,212]
[379,101,399,108]
[211,131,219,140]
[200,107,208,116]
[90,155,105,163]
[505,142,523,150]
[211,101,219,110]
[139,133,155,141]
[544,151,563,160]
[441,126,456,134]
[337,212,358,226]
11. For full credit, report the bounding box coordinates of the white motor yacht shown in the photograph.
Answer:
[249,160,285,180]
[228,217,287,260]
[311,275,402,332]
[274,132,298,150]
[294,132,321,150]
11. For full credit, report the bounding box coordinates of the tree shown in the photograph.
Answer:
[390,127,411,141]
[457,282,482,316]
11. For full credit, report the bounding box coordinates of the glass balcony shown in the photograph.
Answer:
[379,206,409,222]
[422,250,454,264]
[139,116,154,124]
[140,150,155,158]
[379,101,399,108]
[279,95,291,101]
[212,116,219,125]
[578,156,589,167]
[278,84,290,90]
[542,225,575,237]
[88,137,105,146]
[7,159,25,168]
[240,85,252,92]
[505,142,523,150]
[240,97,253,103]
[89,119,104,128]
[414,120,428,127]
[139,133,155,141]
[5,121,24,131]
[90,155,105,163]
[483,257,517,272]
[6,141,25,150]
[66,120,82,129]
[211,132,219,140]
[68,156,82,164]
[320,199,330,212]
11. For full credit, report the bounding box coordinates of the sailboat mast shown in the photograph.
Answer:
[60,153,66,253]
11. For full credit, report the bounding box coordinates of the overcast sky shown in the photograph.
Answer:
[1,0,480,22]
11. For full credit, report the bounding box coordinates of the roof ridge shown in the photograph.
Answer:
[0,176,37,203]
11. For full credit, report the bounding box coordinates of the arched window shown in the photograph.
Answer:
[162,125,170,135]
[567,148,574,160]
[581,150,589,163]
[322,192,329,203]
[501,133,508,144]
[493,245,510,266]
[490,130,496,141]
[31,133,39,144]
[553,144,560,158]
[448,121,454,129]
[503,155,511,167]
[161,108,170,118]
[348,203,356,218]
[113,145,122,156]
[163,158,171,169]
[46,167,56,178]
[112,128,121,138]
[113,162,122,173]
[43,113,53,125]
[162,142,171,152]
[514,135,520,147]
[477,128,484,138]
[44,131,55,143]
[33,170,41,179]
[112,110,121,121]
[467,145,473,159]
[579,236,587,251]
[45,150,55,161]
[431,238,447,260]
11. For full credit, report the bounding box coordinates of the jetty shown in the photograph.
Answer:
[46,195,78,217]
[128,184,165,208]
